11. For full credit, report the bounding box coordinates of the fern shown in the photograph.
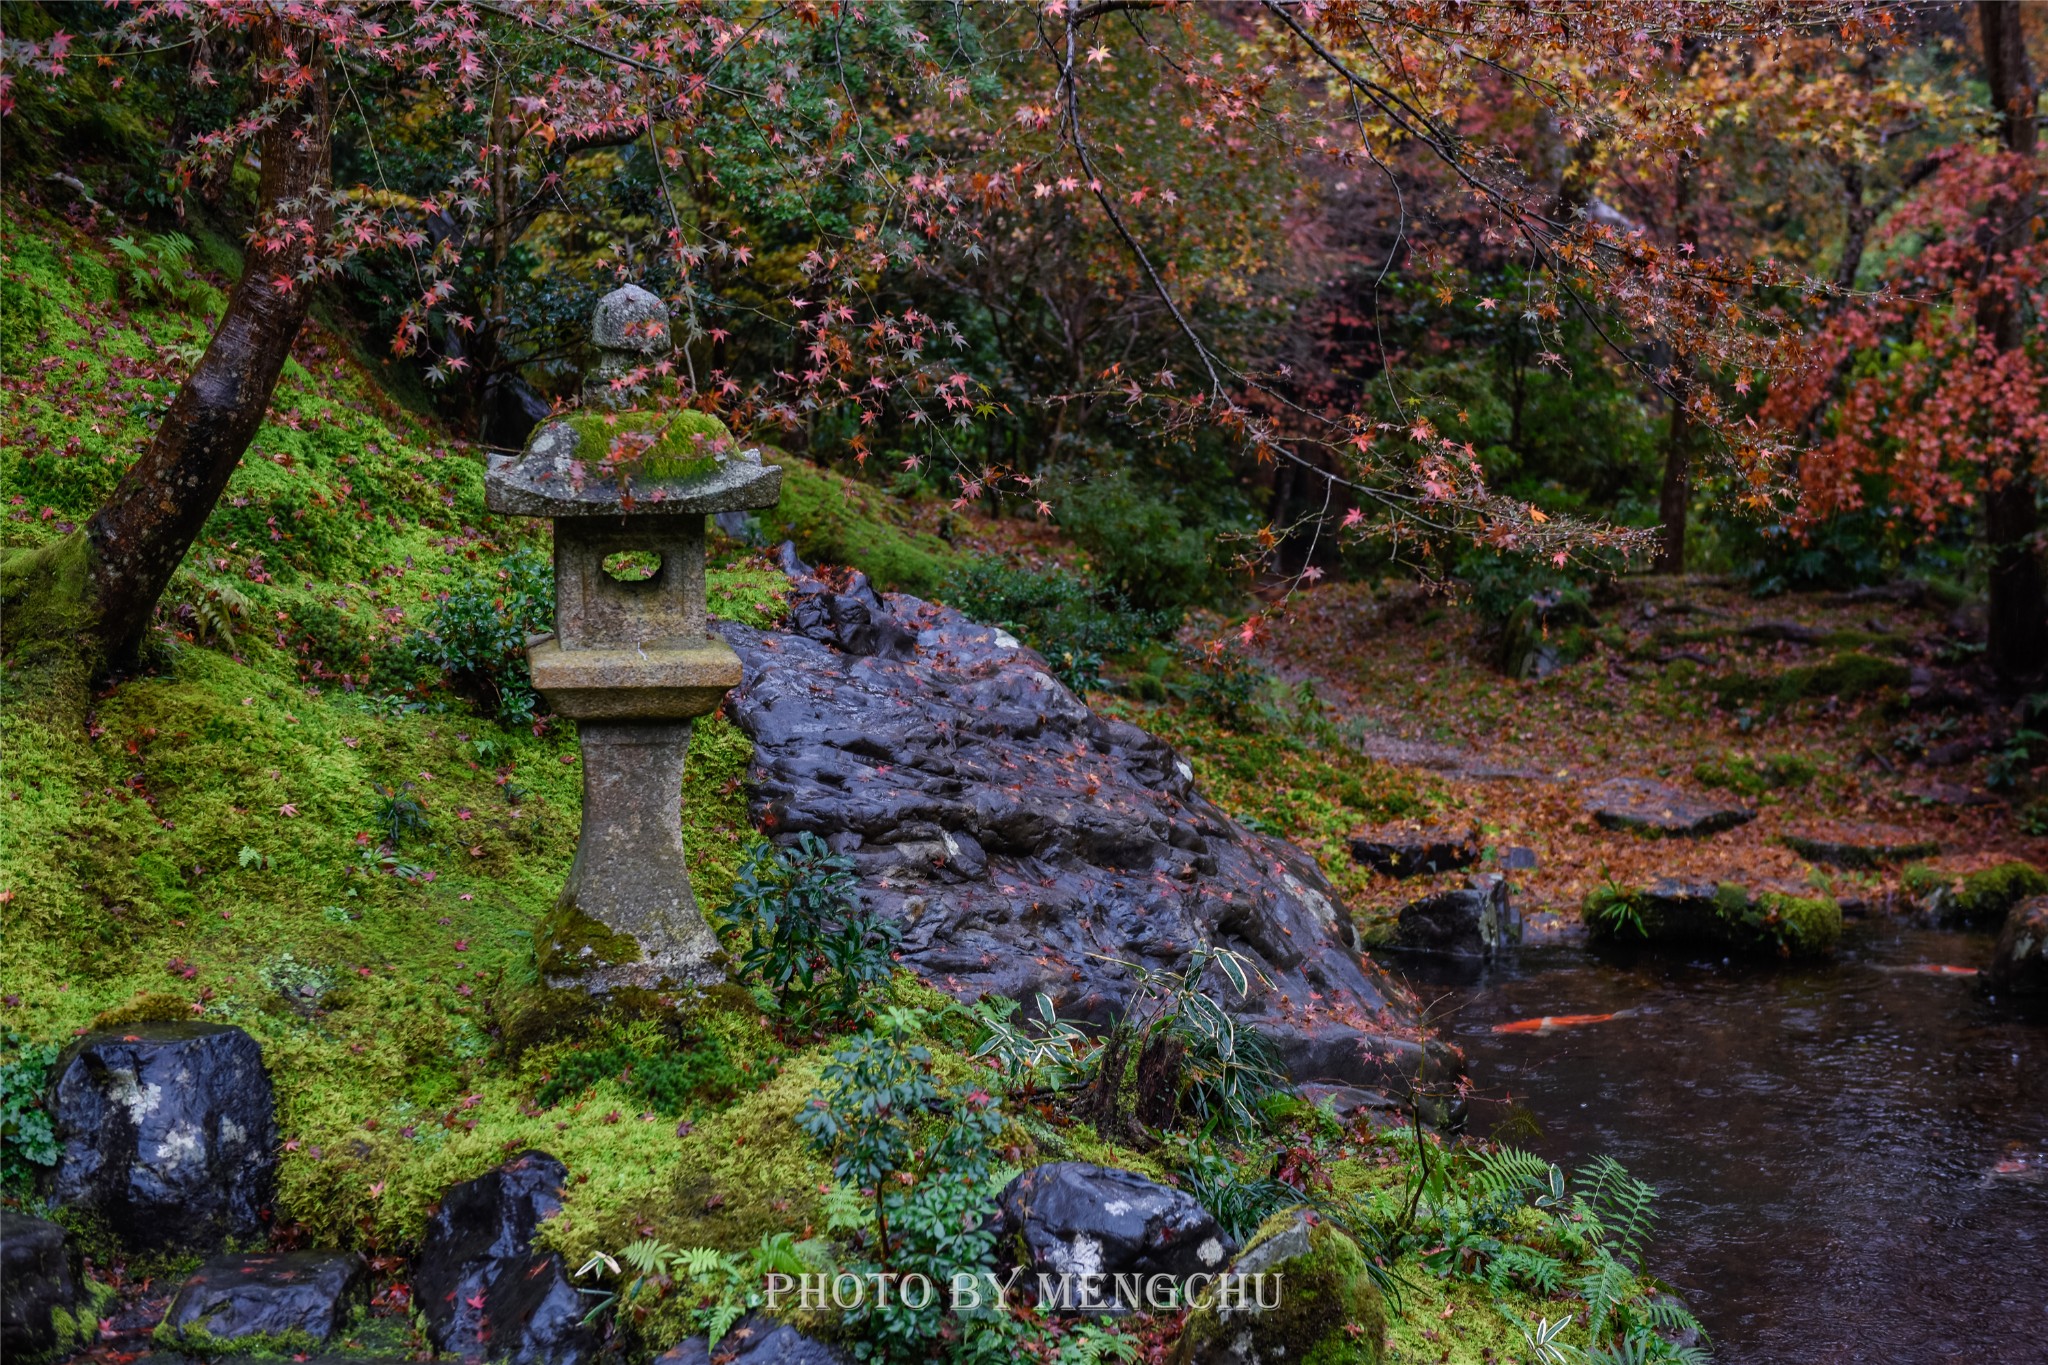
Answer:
[1486,1241,1565,1295]
[1579,1253,1636,1345]
[1471,1145,1555,1204]
[1576,1155,1659,1264]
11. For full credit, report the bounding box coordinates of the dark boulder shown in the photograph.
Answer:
[2,1211,98,1363]
[718,559,1459,1105]
[1347,823,1480,878]
[1586,878,1840,958]
[1987,896,2048,1002]
[997,1163,1230,1308]
[656,1316,847,1365]
[44,1023,276,1251]
[415,1150,596,1365]
[1393,876,1520,958]
[157,1252,367,1349]
[1585,778,1752,837]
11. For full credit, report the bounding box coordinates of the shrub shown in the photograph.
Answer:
[724,833,901,1028]
[1046,466,1214,616]
[941,557,1175,692]
[409,550,554,722]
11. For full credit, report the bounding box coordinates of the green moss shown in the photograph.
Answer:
[1905,860,2048,927]
[1694,751,1816,796]
[1175,1211,1386,1365]
[1585,883,1839,957]
[765,458,963,595]
[1710,651,1909,711]
[152,1320,328,1358]
[534,901,645,980]
[559,409,733,482]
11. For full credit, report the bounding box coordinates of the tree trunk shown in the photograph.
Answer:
[84,34,334,671]
[1976,0,2045,684]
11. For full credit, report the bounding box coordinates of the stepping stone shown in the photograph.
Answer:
[158,1252,368,1349]
[1349,822,1480,877]
[1586,778,1752,837]
[996,1162,1231,1308]
[1783,827,1939,869]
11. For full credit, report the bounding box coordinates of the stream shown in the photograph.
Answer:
[1395,923,2048,1365]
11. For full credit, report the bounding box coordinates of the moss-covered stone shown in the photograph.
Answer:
[560,408,733,482]
[1174,1209,1386,1365]
[534,900,646,980]
[1710,651,1909,711]
[766,458,964,596]
[1904,860,2048,927]
[1585,880,1840,958]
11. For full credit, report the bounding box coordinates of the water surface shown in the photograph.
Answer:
[1395,924,2048,1365]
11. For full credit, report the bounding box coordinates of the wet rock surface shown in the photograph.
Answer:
[1393,876,1521,958]
[414,1151,596,1365]
[1988,896,2048,1001]
[1783,827,1939,869]
[1172,1208,1386,1365]
[158,1252,368,1347]
[996,1163,1230,1304]
[1,1211,88,1362]
[656,1316,848,1365]
[1348,822,1480,878]
[719,555,1452,1097]
[1586,778,1753,837]
[44,1023,276,1252]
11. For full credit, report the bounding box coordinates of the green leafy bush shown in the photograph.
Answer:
[1,1032,61,1192]
[796,1013,1014,1364]
[109,231,211,311]
[942,557,1175,692]
[410,551,554,722]
[1046,466,1214,616]
[724,833,901,1028]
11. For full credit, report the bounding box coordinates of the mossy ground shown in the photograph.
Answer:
[3,201,1664,1364]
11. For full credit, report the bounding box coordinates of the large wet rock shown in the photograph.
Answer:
[1987,897,2048,1002]
[719,553,1455,1100]
[157,1252,368,1349]
[415,1151,596,1365]
[1348,822,1479,878]
[997,1162,1230,1309]
[657,1316,847,1365]
[1586,778,1752,837]
[44,1023,276,1251]
[1393,876,1520,958]
[2,1211,96,1363]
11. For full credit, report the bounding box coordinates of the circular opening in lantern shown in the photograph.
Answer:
[601,550,662,583]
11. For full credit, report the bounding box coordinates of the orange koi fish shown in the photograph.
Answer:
[1491,1010,1632,1035]
[1881,964,1979,977]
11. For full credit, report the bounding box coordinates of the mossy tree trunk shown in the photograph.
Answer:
[80,31,333,672]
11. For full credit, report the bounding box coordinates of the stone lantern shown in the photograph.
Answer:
[485,285,781,992]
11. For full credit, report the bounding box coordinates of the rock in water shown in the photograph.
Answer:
[44,1023,276,1251]
[1,1211,98,1363]
[1987,896,2048,1002]
[1347,823,1480,878]
[1585,777,1752,837]
[158,1252,368,1349]
[1172,1208,1387,1365]
[1393,875,1520,958]
[414,1151,596,1365]
[998,1164,1230,1310]
[656,1316,847,1365]
[719,554,1457,1102]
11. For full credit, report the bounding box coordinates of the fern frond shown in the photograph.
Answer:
[619,1237,680,1277]
[1578,1253,1635,1344]
[1576,1155,1659,1263]
[1642,1294,1705,1339]
[1472,1145,1554,1204]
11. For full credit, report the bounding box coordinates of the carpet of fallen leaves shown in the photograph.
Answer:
[1226,574,2048,932]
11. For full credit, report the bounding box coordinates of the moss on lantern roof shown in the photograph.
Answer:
[560,408,736,482]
